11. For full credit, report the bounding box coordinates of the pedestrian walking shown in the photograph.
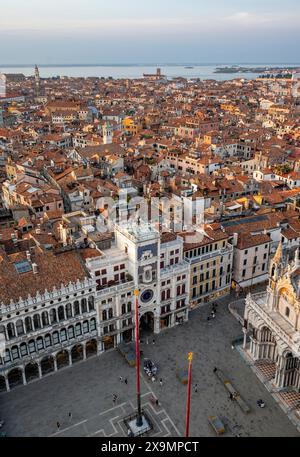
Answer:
[229,393,233,401]
[119,376,123,383]
[127,428,133,437]
[113,394,118,405]
[151,375,156,383]
[213,367,217,373]
[146,338,149,345]
[159,378,163,387]
[56,421,60,431]
[155,399,159,407]
[194,384,198,393]
[68,412,72,422]
[124,377,128,385]
[152,339,155,345]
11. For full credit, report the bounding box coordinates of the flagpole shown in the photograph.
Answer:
[134,289,143,427]
[185,352,193,437]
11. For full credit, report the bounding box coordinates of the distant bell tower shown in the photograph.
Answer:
[103,121,113,144]
[34,64,40,97]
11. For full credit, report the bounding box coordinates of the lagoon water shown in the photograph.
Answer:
[1,63,299,80]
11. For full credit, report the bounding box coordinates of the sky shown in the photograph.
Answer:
[0,0,300,64]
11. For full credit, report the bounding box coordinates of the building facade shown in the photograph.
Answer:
[243,243,300,391]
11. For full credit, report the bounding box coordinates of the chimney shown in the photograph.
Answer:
[232,232,238,247]
[36,224,41,234]
[26,250,31,261]
[32,263,38,274]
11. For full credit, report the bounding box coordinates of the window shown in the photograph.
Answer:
[83,321,89,333]
[41,311,49,326]
[285,307,290,318]
[108,308,113,319]
[7,323,15,339]
[81,298,88,313]
[90,318,96,332]
[45,334,52,347]
[242,269,246,277]
[68,326,75,339]
[58,306,65,322]
[193,276,197,285]
[11,346,20,360]
[65,303,72,318]
[36,337,44,350]
[58,329,67,343]
[20,343,28,356]
[102,310,107,321]
[74,301,80,316]
[75,323,82,336]
[16,319,24,336]
[28,340,36,353]
[50,309,57,324]
[243,259,247,266]
[52,332,60,345]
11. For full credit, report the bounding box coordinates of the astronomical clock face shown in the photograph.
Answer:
[140,289,154,303]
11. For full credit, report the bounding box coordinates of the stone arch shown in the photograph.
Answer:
[86,339,97,358]
[25,316,33,333]
[0,324,6,340]
[73,301,80,316]
[0,375,6,392]
[8,368,23,389]
[41,311,49,327]
[71,344,83,363]
[56,350,69,369]
[88,296,95,311]
[58,305,65,322]
[33,314,41,330]
[41,355,55,375]
[7,322,16,339]
[25,362,39,382]
[50,308,57,324]
[65,303,72,318]
[16,319,25,336]
[81,298,88,314]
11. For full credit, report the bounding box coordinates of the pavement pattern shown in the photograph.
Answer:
[0,294,299,437]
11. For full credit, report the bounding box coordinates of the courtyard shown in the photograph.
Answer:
[0,298,299,437]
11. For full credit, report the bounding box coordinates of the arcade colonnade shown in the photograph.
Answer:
[243,311,300,391]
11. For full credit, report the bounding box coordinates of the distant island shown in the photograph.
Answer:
[214,66,300,74]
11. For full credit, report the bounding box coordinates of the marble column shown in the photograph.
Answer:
[5,375,10,392]
[38,362,42,379]
[22,369,27,386]
[242,328,247,349]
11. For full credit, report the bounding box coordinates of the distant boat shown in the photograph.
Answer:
[184,66,194,69]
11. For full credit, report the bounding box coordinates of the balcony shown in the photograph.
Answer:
[96,280,135,298]
[160,261,189,277]
[185,245,233,265]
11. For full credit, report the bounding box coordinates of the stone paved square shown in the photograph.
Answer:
[0,298,299,437]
